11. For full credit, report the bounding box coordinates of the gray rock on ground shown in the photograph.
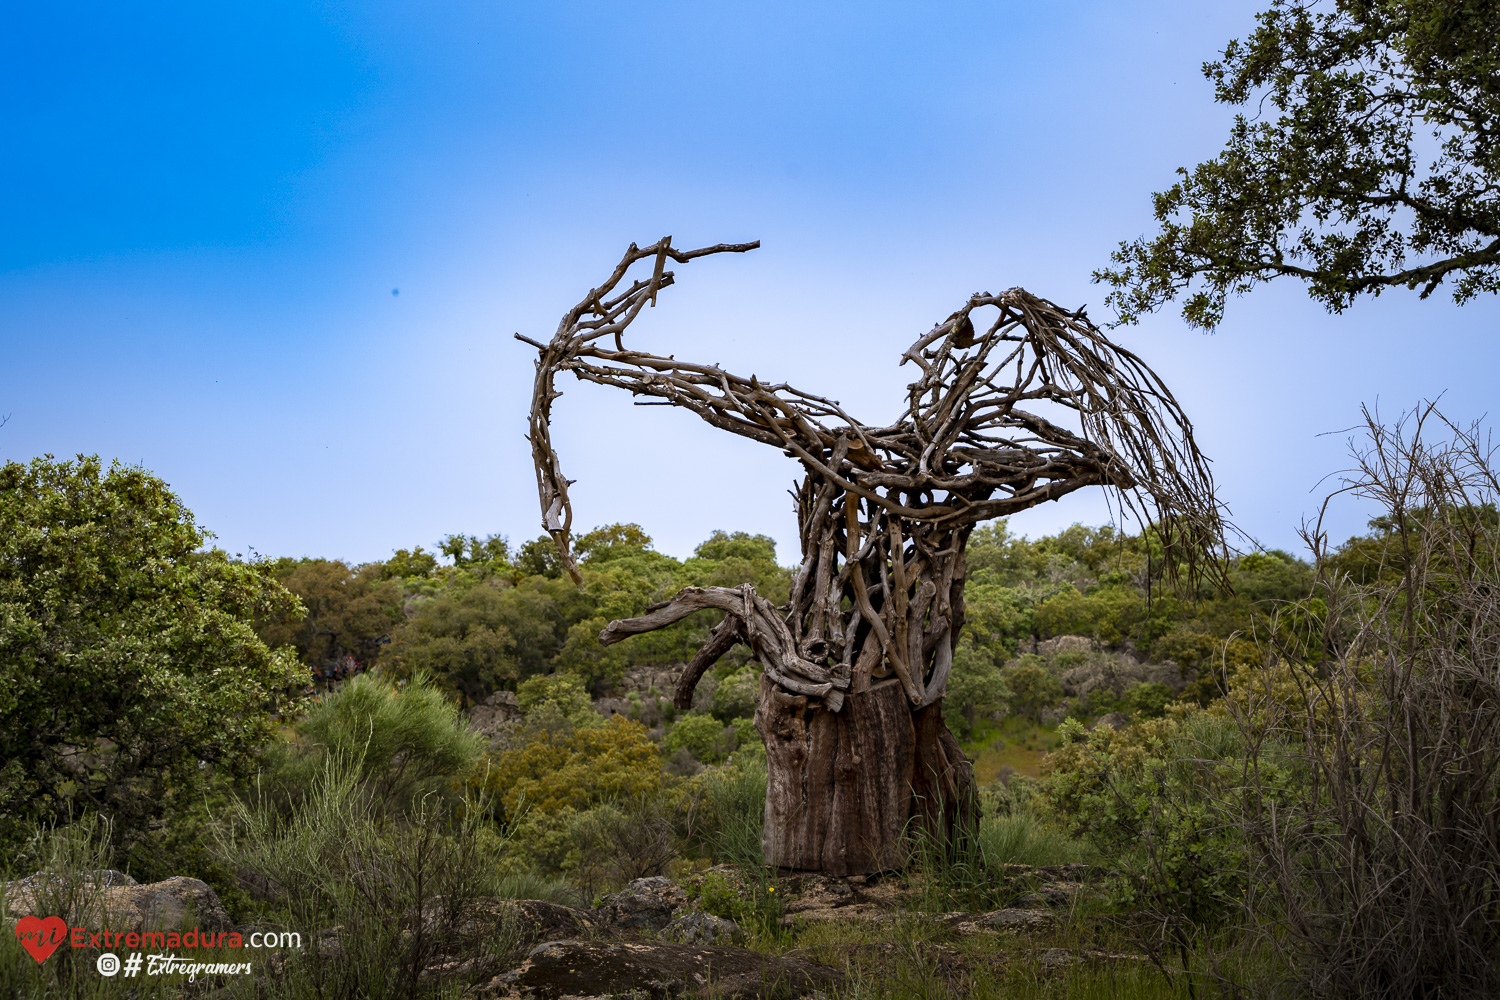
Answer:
[1090,711,1130,731]
[3,874,230,933]
[956,908,1056,933]
[663,910,747,946]
[485,939,841,999]
[595,876,686,932]
[425,896,598,952]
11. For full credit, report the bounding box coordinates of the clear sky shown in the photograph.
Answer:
[3,1,1496,566]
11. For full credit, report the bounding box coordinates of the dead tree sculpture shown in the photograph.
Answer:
[522,238,1222,875]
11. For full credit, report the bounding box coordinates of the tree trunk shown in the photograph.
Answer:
[755,675,977,875]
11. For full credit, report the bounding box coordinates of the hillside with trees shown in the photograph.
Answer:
[6,401,1500,1000]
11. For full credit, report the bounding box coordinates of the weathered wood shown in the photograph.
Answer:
[756,677,915,874]
[673,614,742,710]
[525,239,1225,874]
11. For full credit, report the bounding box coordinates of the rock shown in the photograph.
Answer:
[1019,881,1089,908]
[593,696,633,719]
[425,897,598,951]
[1041,947,1148,967]
[470,690,522,741]
[1036,635,1097,658]
[486,939,841,999]
[1041,947,1079,968]
[957,908,1056,933]
[777,871,905,923]
[4,869,137,893]
[1090,711,1130,731]
[596,876,686,933]
[663,911,747,946]
[3,875,231,933]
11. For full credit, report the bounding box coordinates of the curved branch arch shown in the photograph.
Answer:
[522,238,1225,872]
[524,238,1224,712]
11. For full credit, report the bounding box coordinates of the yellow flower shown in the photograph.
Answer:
[766,887,775,893]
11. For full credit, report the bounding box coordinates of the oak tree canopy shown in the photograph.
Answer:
[1097,0,1500,329]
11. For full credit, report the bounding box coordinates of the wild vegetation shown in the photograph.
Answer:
[4,403,1497,998]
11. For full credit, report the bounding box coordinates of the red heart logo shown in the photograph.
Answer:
[15,915,68,963]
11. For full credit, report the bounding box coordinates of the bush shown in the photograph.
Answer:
[218,758,523,1000]
[999,662,1063,722]
[1043,712,1249,967]
[0,455,303,853]
[274,672,485,814]
[484,715,661,819]
[1123,680,1174,719]
[664,713,733,765]
[1034,585,1145,645]
[506,796,681,899]
[515,672,602,733]
[1229,410,1500,999]
[947,637,1010,739]
[710,667,759,721]
[382,580,518,706]
[700,758,767,866]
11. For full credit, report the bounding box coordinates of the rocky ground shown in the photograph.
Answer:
[4,862,1147,999]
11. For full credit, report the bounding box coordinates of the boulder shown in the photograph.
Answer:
[3,875,231,933]
[1019,881,1089,908]
[425,896,598,951]
[662,910,747,946]
[469,690,523,742]
[486,939,841,999]
[593,696,633,719]
[1036,635,1097,658]
[1090,711,1130,732]
[595,876,685,932]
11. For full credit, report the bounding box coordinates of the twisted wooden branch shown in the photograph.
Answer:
[525,239,1225,712]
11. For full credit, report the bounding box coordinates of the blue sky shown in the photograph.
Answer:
[3,1,1496,566]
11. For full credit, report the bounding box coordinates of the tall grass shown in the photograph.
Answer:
[703,757,767,867]
[906,787,1089,914]
[215,756,523,1000]
[978,811,1088,868]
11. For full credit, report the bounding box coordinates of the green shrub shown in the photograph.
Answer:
[0,455,303,852]
[506,796,681,899]
[710,667,759,721]
[700,758,767,866]
[1123,681,1174,719]
[664,713,732,765]
[516,672,602,732]
[483,715,662,818]
[218,758,523,1000]
[1034,585,1146,645]
[1043,713,1249,950]
[278,672,485,814]
[1000,662,1063,722]
[947,637,1010,739]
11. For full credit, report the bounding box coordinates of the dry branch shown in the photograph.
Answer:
[525,238,1225,713]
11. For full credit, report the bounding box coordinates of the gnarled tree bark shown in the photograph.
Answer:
[524,237,1222,874]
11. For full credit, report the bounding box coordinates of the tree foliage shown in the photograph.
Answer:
[0,455,303,848]
[1098,0,1500,329]
[255,558,401,672]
